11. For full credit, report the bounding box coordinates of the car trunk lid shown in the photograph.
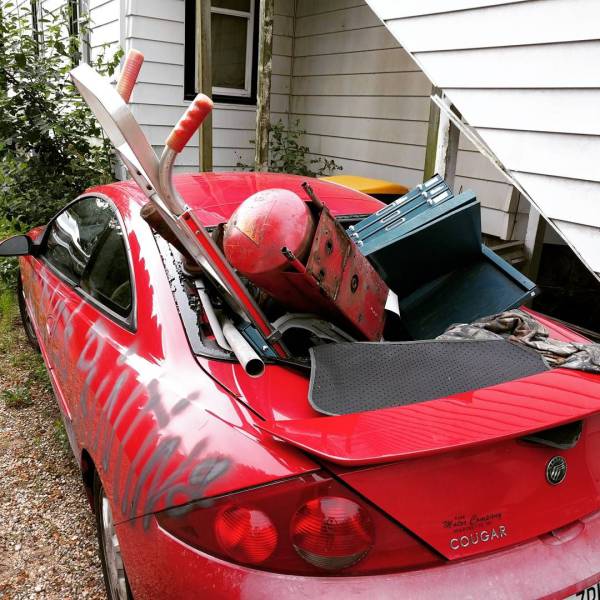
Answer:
[259,368,600,465]
[259,368,600,558]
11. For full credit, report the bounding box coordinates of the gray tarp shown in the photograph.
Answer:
[437,310,600,374]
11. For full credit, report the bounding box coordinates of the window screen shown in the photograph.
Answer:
[211,12,248,91]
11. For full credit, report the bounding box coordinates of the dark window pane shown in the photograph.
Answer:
[45,198,112,282]
[212,0,251,12]
[82,218,132,318]
[211,13,247,90]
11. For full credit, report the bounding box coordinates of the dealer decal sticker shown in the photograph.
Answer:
[443,512,508,551]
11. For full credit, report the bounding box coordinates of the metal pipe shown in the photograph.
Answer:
[158,146,185,216]
[157,146,286,356]
[194,279,231,352]
[221,319,265,378]
[281,246,306,273]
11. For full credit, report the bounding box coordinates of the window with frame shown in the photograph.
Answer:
[184,0,259,104]
[68,0,90,64]
[44,197,133,320]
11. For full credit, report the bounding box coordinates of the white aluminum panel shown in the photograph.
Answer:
[414,41,600,89]
[476,129,600,183]
[384,0,600,52]
[553,220,600,273]
[367,0,528,20]
[445,89,600,135]
[516,173,600,228]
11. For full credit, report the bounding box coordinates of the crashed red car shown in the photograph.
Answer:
[2,52,600,600]
[1,171,600,600]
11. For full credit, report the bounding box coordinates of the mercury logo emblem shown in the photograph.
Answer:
[546,456,567,485]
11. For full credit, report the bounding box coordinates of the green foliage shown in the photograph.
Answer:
[2,385,33,409]
[53,418,70,451]
[0,216,22,289]
[0,287,16,329]
[238,119,343,177]
[0,2,123,229]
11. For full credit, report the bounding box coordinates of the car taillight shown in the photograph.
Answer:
[291,496,374,570]
[215,506,277,564]
[156,472,442,575]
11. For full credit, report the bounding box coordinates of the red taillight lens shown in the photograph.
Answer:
[215,506,277,564]
[291,496,374,570]
[156,472,442,575]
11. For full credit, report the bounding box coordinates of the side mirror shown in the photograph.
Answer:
[0,235,34,257]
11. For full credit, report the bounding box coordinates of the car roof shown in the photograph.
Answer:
[93,171,384,227]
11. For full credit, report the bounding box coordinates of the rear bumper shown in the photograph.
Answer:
[117,510,600,600]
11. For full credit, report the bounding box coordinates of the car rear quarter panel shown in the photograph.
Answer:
[20,185,316,528]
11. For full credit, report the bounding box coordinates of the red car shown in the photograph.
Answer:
[2,171,600,600]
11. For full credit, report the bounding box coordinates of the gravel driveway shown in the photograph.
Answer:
[0,295,105,599]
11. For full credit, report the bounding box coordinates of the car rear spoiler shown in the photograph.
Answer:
[258,368,600,466]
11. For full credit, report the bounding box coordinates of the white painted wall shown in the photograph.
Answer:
[125,0,294,172]
[289,0,518,239]
[290,0,429,189]
[88,0,121,62]
[366,0,600,277]
[2,0,523,241]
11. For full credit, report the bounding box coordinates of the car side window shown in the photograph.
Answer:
[81,216,132,318]
[44,197,114,283]
[44,196,133,321]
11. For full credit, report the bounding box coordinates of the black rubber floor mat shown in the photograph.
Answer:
[309,340,548,416]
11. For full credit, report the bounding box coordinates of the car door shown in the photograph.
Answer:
[31,196,135,454]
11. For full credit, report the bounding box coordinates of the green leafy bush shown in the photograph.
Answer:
[238,119,343,177]
[0,2,122,230]
[0,216,21,289]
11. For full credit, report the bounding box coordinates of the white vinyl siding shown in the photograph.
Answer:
[1,0,530,242]
[366,0,600,278]
[125,0,293,171]
[290,1,429,189]
[289,0,517,239]
[88,0,121,63]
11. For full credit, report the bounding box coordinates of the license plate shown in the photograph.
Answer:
[565,582,600,599]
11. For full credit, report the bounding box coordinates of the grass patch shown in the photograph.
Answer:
[0,288,17,330]
[2,386,33,409]
[0,289,51,406]
[53,419,70,452]
[0,290,18,353]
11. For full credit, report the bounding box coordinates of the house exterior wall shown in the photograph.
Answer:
[289,0,519,239]
[87,0,121,62]
[366,0,600,278]
[3,0,523,241]
[124,0,294,173]
[36,0,122,61]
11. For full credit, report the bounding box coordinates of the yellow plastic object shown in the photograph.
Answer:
[320,175,409,198]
